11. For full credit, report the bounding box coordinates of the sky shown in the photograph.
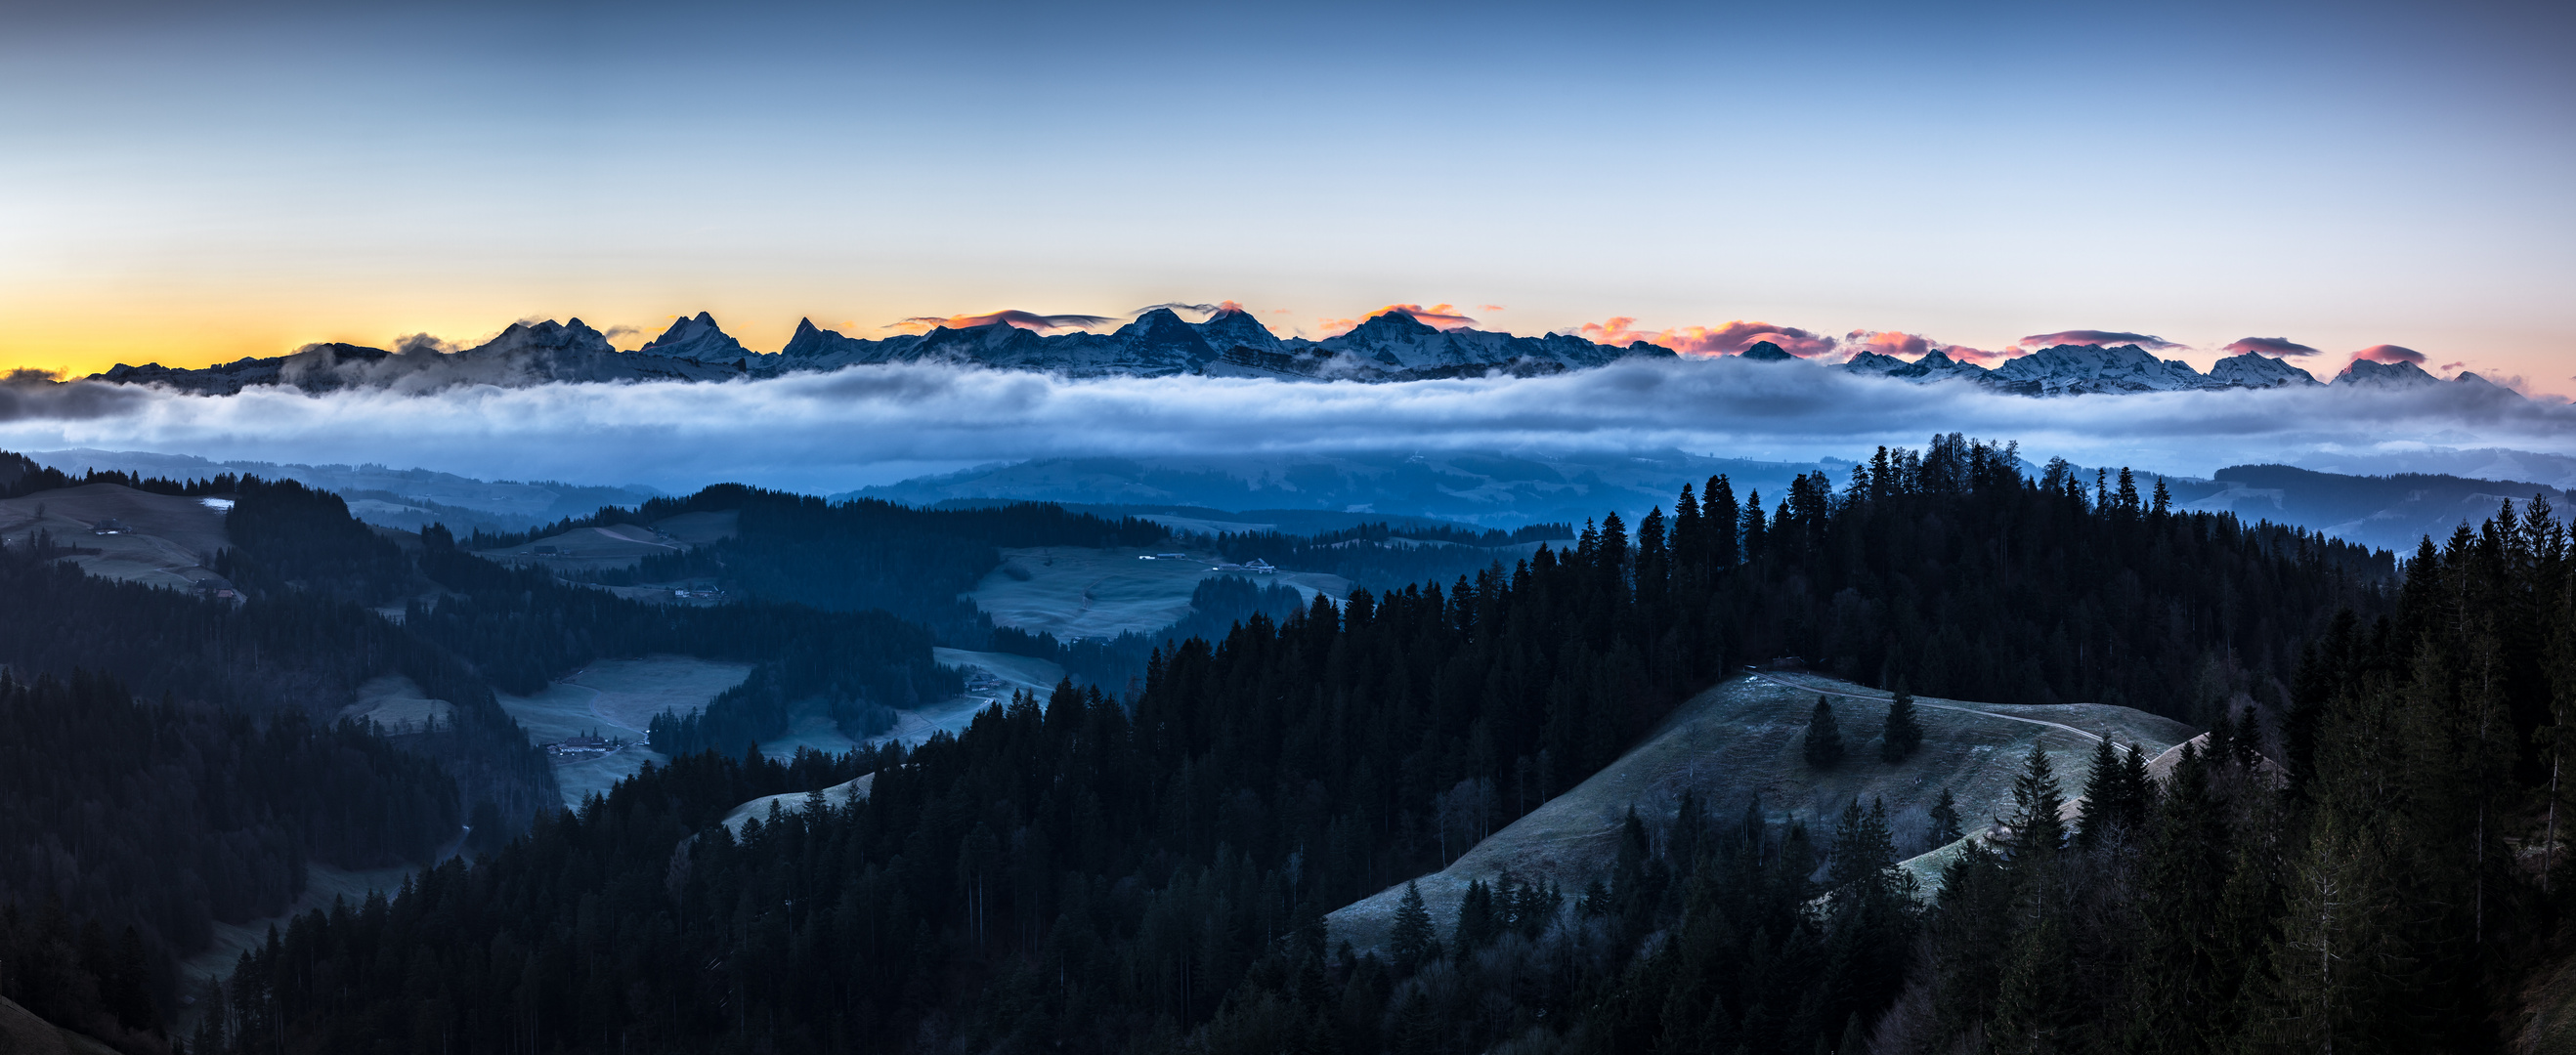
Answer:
[4,0,2572,391]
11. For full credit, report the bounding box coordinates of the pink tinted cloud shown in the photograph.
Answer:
[890,310,1116,334]
[2016,329,2181,352]
[1319,304,1481,337]
[1479,304,1505,313]
[1576,317,1840,358]
[2221,336,2321,359]
[1842,329,2017,365]
[2351,344,2426,365]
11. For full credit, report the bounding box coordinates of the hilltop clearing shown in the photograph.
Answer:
[719,775,875,836]
[476,510,739,577]
[967,545,1347,640]
[494,655,752,808]
[336,674,453,735]
[0,484,235,591]
[1327,670,2193,951]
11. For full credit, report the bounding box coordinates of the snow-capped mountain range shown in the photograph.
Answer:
[85,307,2509,398]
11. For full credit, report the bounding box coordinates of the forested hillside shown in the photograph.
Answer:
[0,466,959,1054]
[0,671,459,1054]
[484,485,1169,645]
[169,435,2485,1055]
[1215,521,1572,592]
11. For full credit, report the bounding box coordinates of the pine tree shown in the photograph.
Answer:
[1451,878,1497,960]
[1740,489,1767,562]
[2001,741,2065,856]
[1806,696,1845,769]
[2076,737,2123,849]
[2115,742,2155,832]
[1881,688,1922,762]
[1929,787,1964,847]
[1390,879,1439,973]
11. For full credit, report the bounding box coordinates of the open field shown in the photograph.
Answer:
[966,545,1349,640]
[720,774,875,835]
[474,510,736,574]
[495,655,753,807]
[0,484,235,591]
[934,647,1068,695]
[1326,670,2195,952]
[336,674,453,734]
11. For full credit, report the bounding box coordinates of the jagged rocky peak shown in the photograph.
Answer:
[1196,305,1281,352]
[1344,310,1443,339]
[2336,359,2441,387]
[2207,352,2320,388]
[639,311,752,361]
[465,317,616,358]
[1737,341,1795,361]
[1987,343,2211,395]
[1115,307,1212,343]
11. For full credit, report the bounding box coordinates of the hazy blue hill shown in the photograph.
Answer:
[843,449,1847,528]
[2202,462,2565,551]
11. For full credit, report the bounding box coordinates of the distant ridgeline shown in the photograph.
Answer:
[68,305,2529,395]
[167,434,2552,1055]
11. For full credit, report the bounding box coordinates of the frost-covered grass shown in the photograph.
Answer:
[495,655,753,808]
[966,546,1349,640]
[1327,671,2196,952]
[0,483,233,591]
[336,674,453,734]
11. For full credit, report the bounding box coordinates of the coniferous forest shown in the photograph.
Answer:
[10,435,2576,1053]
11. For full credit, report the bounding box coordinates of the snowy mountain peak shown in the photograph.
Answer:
[1738,341,1794,361]
[2207,353,2320,389]
[1196,306,1282,354]
[2336,359,2440,387]
[639,311,752,362]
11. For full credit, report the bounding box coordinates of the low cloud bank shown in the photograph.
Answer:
[0,358,2564,495]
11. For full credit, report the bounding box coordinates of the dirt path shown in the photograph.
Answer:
[1752,671,2107,746]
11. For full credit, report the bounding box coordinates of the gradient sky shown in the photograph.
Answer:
[5,1,2571,390]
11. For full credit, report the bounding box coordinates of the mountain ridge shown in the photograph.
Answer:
[81,309,2516,400]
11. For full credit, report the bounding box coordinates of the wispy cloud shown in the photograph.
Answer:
[1318,304,1480,337]
[1132,303,1224,318]
[1574,318,1841,359]
[2351,344,2426,365]
[2221,336,2321,359]
[2017,329,2181,352]
[2,359,2561,496]
[890,310,1118,334]
[1842,329,2016,364]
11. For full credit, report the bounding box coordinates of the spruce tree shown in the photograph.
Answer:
[1390,879,1439,973]
[2115,742,2154,832]
[2001,741,2065,856]
[2075,737,2123,849]
[1929,787,1964,847]
[1806,696,1845,769]
[1881,688,1922,762]
[1452,878,1497,960]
